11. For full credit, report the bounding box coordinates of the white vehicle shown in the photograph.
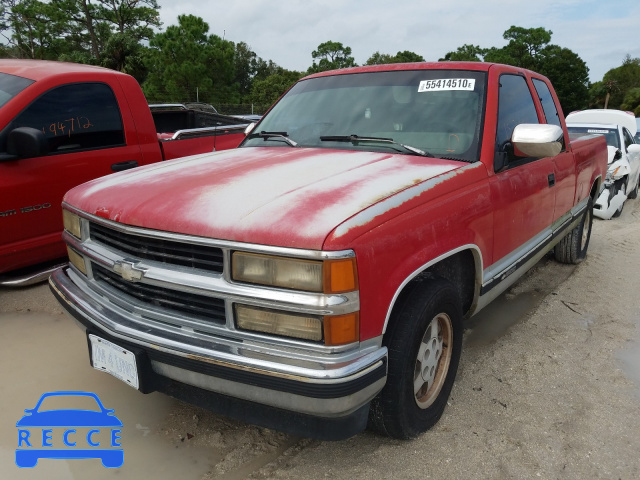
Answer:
[567,110,640,219]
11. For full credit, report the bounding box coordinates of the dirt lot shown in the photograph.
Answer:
[2,199,640,480]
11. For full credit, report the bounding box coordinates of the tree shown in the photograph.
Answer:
[308,41,356,73]
[394,50,424,63]
[621,87,640,116]
[596,56,640,109]
[0,0,66,59]
[537,45,589,114]
[442,26,590,113]
[440,44,485,62]
[249,68,302,106]
[142,14,236,104]
[366,50,424,65]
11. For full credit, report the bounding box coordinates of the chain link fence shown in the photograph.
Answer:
[216,104,271,116]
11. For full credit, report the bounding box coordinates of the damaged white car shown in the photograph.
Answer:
[567,110,640,219]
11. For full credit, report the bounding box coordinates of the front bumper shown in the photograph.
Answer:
[50,267,387,438]
[594,183,626,220]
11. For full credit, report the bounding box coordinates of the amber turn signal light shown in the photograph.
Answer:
[323,312,359,346]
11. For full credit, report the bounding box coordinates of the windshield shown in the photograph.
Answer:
[242,69,487,162]
[567,126,620,149]
[0,72,34,108]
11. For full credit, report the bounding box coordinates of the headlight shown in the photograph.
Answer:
[66,246,87,274]
[235,305,359,345]
[236,305,323,341]
[63,209,81,239]
[232,252,357,293]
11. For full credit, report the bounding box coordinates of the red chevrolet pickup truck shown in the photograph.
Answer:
[0,60,247,285]
[49,62,607,440]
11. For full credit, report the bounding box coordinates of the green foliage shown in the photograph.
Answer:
[439,44,485,62]
[365,50,424,65]
[442,26,590,113]
[308,41,356,73]
[0,0,160,82]
[621,87,640,116]
[596,56,640,109]
[249,69,302,106]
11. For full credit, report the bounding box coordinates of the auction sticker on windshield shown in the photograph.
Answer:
[418,78,475,92]
[587,129,611,134]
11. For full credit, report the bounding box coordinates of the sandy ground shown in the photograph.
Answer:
[1,199,639,479]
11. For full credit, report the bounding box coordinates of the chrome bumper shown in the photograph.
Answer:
[50,267,387,419]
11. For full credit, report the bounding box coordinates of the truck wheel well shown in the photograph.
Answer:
[391,250,477,324]
[590,178,601,200]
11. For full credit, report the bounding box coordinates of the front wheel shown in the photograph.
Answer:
[554,197,593,264]
[369,277,463,439]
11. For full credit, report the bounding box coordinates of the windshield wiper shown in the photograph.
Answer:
[251,131,298,147]
[319,134,432,157]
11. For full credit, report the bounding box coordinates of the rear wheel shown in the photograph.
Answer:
[369,277,463,439]
[555,197,593,264]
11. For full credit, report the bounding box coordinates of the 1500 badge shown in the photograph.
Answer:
[1,203,51,217]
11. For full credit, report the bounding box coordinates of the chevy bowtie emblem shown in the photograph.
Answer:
[113,260,146,282]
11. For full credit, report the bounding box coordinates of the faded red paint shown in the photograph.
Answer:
[60,62,608,343]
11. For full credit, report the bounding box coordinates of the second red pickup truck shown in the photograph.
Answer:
[0,60,248,285]
[50,62,607,440]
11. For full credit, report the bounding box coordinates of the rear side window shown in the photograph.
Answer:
[0,82,124,155]
[0,72,34,108]
[532,78,561,127]
[495,74,539,166]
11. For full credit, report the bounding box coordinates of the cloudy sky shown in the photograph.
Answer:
[157,0,639,83]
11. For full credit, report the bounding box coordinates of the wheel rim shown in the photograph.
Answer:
[581,207,591,251]
[414,313,453,409]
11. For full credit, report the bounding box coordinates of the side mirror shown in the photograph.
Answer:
[627,144,640,154]
[244,122,256,136]
[512,124,564,158]
[4,127,49,160]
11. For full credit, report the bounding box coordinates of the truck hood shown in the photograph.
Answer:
[66,147,461,249]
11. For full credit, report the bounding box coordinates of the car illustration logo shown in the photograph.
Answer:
[16,391,123,468]
[113,260,146,282]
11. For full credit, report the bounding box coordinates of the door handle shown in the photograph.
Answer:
[548,173,555,187]
[111,160,139,172]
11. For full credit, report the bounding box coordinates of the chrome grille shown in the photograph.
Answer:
[92,263,226,325]
[89,222,223,273]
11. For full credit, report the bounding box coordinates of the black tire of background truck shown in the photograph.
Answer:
[554,197,593,264]
[368,277,463,439]
[628,177,639,200]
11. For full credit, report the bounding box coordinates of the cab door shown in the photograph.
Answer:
[0,81,144,273]
[489,73,555,263]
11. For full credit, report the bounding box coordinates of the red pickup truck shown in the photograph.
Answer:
[0,60,247,286]
[49,62,607,440]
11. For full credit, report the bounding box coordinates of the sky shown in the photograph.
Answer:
[156,0,640,83]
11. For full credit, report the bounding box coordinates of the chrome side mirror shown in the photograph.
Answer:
[244,122,257,136]
[512,124,564,158]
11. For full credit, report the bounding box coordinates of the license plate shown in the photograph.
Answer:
[89,334,139,389]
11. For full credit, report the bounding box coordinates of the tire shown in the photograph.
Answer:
[628,177,639,200]
[554,197,593,264]
[612,199,625,218]
[368,277,463,439]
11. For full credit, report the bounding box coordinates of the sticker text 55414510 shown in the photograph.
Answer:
[418,78,476,92]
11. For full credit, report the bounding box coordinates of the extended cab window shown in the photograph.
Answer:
[0,82,124,155]
[532,78,561,127]
[495,74,539,168]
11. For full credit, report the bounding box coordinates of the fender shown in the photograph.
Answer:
[382,244,484,333]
